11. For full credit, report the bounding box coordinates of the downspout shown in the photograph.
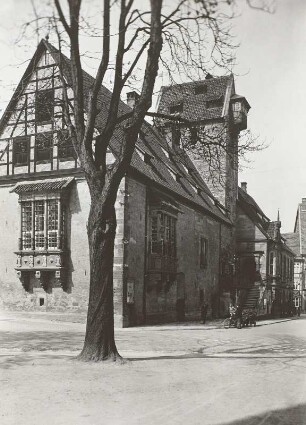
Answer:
[142,187,148,323]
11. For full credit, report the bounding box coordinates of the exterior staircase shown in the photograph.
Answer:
[242,286,260,310]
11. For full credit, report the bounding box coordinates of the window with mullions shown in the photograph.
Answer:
[150,211,176,257]
[13,136,30,166]
[34,201,45,249]
[47,200,59,248]
[20,199,64,251]
[21,202,32,249]
[58,131,76,160]
[199,237,208,269]
[35,89,54,123]
[269,252,274,276]
[35,133,53,162]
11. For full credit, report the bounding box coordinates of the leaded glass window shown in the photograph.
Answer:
[20,199,64,250]
[34,201,45,249]
[21,202,32,250]
[47,200,58,249]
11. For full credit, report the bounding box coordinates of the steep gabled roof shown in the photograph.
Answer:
[0,40,230,225]
[156,75,235,122]
[237,187,271,238]
[282,232,300,256]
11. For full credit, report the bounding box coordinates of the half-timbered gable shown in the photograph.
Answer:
[0,40,235,326]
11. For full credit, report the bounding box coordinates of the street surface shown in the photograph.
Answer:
[0,312,306,425]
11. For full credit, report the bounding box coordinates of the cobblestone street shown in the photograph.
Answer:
[1,312,306,425]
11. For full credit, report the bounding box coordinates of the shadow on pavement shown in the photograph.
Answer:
[0,331,84,352]
[127,353,306,362]
[0,353,76,369]
[217,403,306,425]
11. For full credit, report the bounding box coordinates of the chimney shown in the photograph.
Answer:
[127,91,140,109]
[241,182,247,193]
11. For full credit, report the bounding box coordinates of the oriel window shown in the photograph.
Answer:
[20,199,64,251]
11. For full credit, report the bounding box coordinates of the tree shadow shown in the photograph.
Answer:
[0,330,84,352]
[217,403,306,425]
[127,353,306,362]
[0,353,75,369]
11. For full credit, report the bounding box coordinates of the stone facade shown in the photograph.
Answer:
[0,40,234,326]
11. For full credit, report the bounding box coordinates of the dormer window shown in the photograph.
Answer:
[206,97,224,109]
[194,85,207,95]
[169,103,183,114]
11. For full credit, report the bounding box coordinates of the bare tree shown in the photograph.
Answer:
[15,0,272,361]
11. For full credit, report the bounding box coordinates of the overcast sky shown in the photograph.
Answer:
[0,0,305,232]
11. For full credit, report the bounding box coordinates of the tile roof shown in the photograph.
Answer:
[0,40,231,225]
[156,76,234,122]
[282,232,300,256]
[11,177,74,194]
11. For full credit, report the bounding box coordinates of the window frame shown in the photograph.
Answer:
[35,89,54,123]
[13,136,30,167]
[57,130,76,161]
[149,210,177,258]
[35,132,53,163]
[20,197,65,251]
[199,236,208,269]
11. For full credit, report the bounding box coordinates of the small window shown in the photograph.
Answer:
[200,237,208,269]
[206,97,224,109]
[13,136,30,166]
[35,133,53,162]
[169,103,183,114]
[195,85,207,95]
[35,89,54,123]
[172,126,181,148]
[190,127,198,145]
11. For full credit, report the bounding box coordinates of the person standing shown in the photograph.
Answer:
[201,302,209,324]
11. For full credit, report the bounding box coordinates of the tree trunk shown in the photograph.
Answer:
[78,199,121,361]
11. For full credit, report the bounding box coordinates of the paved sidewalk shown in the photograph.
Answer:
[1,311,306,425]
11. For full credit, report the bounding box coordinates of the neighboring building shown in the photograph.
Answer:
[155,74,253,312]
[156,74,250,225]
[0,40,235,326]
[236,182,295,316]
[283,198,306,313]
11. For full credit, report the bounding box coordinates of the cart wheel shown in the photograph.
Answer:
[223,318,231,329]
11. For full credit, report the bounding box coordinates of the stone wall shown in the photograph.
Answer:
[0,177,125,320]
